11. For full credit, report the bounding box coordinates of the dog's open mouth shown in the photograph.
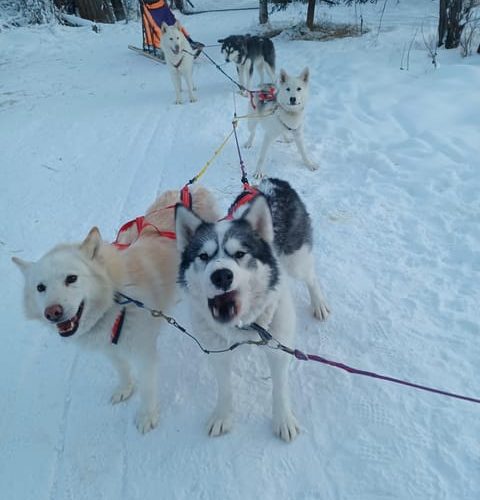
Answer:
[172,47,180,55]
[208,291,239,323]
[57,301,84,337]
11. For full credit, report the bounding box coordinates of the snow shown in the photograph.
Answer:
[1,1,480,498]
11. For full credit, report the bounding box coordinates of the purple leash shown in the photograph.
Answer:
[292,349,480,404]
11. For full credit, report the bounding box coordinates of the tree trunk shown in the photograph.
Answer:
[445,0,464,49]
[306,0,316,30]
[259,0,268,24]
[438,0,448,46]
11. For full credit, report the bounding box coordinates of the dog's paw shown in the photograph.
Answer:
[207,412,233,437]
[135,409,159,434]
[253,170,265,180]
[313,301,330,321]
[243,140,253,149]
[175,98,183,105]
[189,96,197,103]
[111,383,134,404]
[273,413,300,443]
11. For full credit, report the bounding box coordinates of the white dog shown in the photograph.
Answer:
[161,21,196,104]
[175,178,329,442]
[244,68,319,178]
[13,187,217,433]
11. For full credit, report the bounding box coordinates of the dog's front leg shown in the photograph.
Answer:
[244,117,257,149]
[293,129,319,171]
[266,291,299,442]
[184,72,197,103]
[254,131,277,179]
[170,69,183,104]
[109,352,134,404]
[267,349,299,442]
[135,344,160,434]
[207,353,234,437]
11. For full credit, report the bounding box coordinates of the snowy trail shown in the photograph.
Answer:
[1,1,480,499]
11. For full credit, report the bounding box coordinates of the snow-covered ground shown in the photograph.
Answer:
[1,1,479,498]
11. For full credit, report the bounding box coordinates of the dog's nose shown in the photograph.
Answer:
[44,304,64,323]
[210,269,233,291]
[290,96,297,105]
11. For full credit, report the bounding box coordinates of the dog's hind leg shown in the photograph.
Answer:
[109,353,134,404]
[207,353,234,437]
[135,336,160,434]
[282,246,330,320]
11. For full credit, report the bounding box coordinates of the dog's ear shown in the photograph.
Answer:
[174,20,181,30]
[12,256,32,275]
[175,204,204,253]
[80,227,102,260]
[279,69,288,84]
[241,196,274,244]
[161,22,168,34]
[299,67,309,83]
[12,257,42,320]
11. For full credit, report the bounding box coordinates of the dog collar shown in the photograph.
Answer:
[111,307,126,345]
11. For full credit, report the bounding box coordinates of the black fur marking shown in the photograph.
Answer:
[223,220,279,289]
[178,222,217,287]
[259,178,313,255]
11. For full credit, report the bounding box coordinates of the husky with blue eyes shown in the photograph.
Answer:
[175,177,330,442]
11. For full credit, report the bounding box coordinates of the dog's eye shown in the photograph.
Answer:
[65,275,78,285]
[296,87,302,91]
[198,253,209,262]
[286,87,291,92]
[234,251,246,259]
[37,283,46,293]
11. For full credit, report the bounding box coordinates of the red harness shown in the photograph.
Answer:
[249,86,277,110]
[222,183,259,221]
[112,185,192,250]
[110,185,192,344]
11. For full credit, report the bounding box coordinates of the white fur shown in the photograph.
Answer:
[161,21,196,104]
[176,197,305,442]
[13,187,218,434]
[244,68,319,177]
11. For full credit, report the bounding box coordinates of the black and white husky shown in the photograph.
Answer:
[245,67,319,177]
[175,178,330,442]
[218,34,276,91]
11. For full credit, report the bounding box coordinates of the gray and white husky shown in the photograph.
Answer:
[175,178,330,442]
[218,34,276,91]
[244,67,319,177]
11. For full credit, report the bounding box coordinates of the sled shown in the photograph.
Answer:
[128,44,166,64]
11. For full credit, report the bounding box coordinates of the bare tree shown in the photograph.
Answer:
[438,0,480,49]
